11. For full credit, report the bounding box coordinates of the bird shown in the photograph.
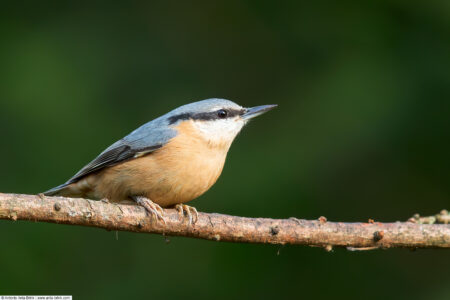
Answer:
[44,98,277,223]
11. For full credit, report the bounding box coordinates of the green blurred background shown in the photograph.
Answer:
[1,1,449,299]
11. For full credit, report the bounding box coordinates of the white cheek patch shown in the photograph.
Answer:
[193,118,245,146]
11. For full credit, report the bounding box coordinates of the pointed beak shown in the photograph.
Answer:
[242,104,278,120]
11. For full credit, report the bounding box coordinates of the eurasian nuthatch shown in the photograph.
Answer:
[45,99,277,223]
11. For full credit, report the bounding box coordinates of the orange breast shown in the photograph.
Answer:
[91,121,230,206]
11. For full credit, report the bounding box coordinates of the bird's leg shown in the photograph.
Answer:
[132,196,165,224]
[175,204,198,225]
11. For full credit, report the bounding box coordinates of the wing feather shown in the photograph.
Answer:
[66,143,162,184]
[44,120,177,195]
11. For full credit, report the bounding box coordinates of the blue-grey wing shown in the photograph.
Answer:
[51,121,177,191]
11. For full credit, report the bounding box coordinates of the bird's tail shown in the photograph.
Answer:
[44,177,93,198]
[43,183,72,197]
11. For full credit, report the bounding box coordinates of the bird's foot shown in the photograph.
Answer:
[176,204,198,225]
[133,196,166,224]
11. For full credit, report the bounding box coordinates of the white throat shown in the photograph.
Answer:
[192,118,245,149]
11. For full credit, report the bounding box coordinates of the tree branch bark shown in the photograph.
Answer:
[0,193,449,250]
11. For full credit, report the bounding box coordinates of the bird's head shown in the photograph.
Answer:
[166,98,277,149]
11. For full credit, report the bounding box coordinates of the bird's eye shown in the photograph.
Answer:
[217,109,228,118]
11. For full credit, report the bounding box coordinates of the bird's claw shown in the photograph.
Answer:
[176,204,198,225]
[134,196,166,224]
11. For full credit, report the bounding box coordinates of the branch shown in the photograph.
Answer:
[0,193,449,250]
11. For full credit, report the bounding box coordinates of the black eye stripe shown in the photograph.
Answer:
[168,113,191,124]
[168,108,245,124]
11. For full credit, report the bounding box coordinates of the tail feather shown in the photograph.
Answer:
[44,177,95,199]
[43,183,71,196]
